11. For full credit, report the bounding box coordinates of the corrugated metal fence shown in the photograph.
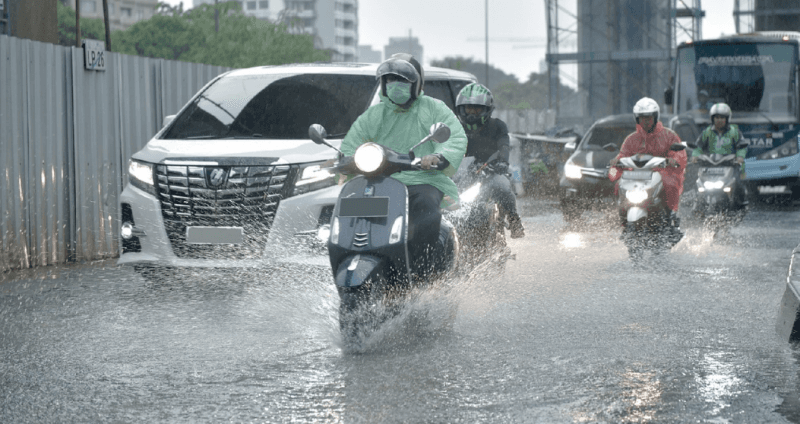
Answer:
[0,35,231,272]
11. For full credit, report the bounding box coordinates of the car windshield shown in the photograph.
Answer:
[583,124,636,149]
[675,42,797,120]
[163,73,377,139]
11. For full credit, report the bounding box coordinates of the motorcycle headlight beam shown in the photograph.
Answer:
[703,180,725,190]
[354,143,385,173]
[625,188,648,204]
[460,183,482,203]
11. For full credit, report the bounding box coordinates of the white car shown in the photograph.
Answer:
[118,63,477,280]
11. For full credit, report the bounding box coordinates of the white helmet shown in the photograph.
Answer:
[709,103,732,122]
[633,97,660,124]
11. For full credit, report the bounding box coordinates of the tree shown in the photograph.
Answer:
[57,0,106,47]
[57,1,330,67]
[432,55,577,111]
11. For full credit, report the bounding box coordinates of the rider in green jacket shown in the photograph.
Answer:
[691,102,748,204]
[341,53,468,277]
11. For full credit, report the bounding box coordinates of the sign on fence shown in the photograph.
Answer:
[83,39,106,71]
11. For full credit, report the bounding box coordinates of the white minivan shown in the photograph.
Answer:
[118,63,477,280]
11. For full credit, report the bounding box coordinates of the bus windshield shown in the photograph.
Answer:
[675,42,797,121]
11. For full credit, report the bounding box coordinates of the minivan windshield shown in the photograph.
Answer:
[163,73,377,140]
[583,124,636,149]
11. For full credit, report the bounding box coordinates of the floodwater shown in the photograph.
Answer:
[2,198,800,423]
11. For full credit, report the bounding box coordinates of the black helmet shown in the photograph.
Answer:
[456,83,494,131]
[376,53,424,102]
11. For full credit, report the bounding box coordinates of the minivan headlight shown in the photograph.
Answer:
[128,160,156,195]
[564,162,582,179]
[293,163,337,195]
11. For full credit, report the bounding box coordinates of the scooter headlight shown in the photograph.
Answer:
[354,143,385,173]
[625,188,648,204]
[703,180,725,190]
[460,183,482,203]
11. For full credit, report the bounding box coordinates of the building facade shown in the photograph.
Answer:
[384,32,423,64]
[193,0,281,21]
[68,0,158,31]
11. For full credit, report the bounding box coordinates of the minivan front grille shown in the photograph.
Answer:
[155,164,295,259]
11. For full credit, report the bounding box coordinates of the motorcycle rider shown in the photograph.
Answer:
[341,53,468,277]
[609,97,687,230]
[455,83,525,238]
[690,102,748,205]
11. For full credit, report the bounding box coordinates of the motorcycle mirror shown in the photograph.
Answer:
[308,124,328,144]
[308,123,344,156]
[429,123,451,143]
[736,140,749,150]
[685,141,698,149]
[602,143,618,152]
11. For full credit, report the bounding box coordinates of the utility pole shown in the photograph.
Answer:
[485,0,489,86]
[102,0,111,51]
[75,0,81,47]
[215,0,219,33]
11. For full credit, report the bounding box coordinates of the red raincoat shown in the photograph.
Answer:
[608,121,687,212]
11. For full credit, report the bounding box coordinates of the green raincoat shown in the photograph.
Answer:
[341,93,468,209]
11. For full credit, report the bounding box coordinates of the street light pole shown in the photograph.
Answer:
[485,0,489,86]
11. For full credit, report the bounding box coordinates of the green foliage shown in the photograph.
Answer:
[57,1,329,67]
[57,0,107,46]
[432,55,577,111]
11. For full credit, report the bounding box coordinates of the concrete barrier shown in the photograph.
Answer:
[776,243,800,341]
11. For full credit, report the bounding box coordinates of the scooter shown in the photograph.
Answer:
[308,123,460,347]
[607,143,686,260]
[448,152,506,259]
[687,141,748,232]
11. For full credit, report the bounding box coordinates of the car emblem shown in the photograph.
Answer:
[364,186,374,196]
[207,168,227,187]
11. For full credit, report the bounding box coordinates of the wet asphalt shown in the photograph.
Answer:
[2,196,800,423]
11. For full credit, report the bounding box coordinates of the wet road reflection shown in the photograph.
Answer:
[2,198,800,422]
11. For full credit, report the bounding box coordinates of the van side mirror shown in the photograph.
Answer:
[664,87,674,106]
[163,115,176,128]
[564,141,577,153]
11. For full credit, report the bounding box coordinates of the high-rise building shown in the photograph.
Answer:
[357,45,381,63]
[193,0,280,21]
[384,31,423,64]
[66,0,158,31]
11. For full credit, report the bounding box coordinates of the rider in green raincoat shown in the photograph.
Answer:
[341,53,468,276]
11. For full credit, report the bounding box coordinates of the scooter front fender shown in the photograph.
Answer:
[627,206,647,223]
[334,254,385,288]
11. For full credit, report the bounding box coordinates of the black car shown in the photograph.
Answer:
[558,114,637,223]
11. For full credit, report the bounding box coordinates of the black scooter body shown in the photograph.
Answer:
[328,175,411,289]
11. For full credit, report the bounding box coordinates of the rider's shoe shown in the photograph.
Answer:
[508,215,525,238]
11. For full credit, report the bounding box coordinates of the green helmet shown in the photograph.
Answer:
[456,83,494,131]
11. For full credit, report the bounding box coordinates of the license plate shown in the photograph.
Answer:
[758,185,788,194]
[186,227,244,244]
[703,168,726,175]
[338,197,389,217]
[622,170,652,180]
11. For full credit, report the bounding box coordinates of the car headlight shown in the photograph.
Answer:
[625,188,648,204]
[354,143,385,173]
[128,160,155,195]
[293,163,337,195]
[564,162,582,179]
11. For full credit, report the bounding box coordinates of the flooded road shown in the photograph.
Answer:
[3,198,800,423]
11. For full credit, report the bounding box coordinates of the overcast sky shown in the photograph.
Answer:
[165,0,738,82]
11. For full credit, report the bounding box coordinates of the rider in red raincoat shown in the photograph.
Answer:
[608,97,687,221]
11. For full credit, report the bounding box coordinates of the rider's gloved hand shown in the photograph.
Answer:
[735,157,745,164]
[421,154,444,170]
[492,161,509,174]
